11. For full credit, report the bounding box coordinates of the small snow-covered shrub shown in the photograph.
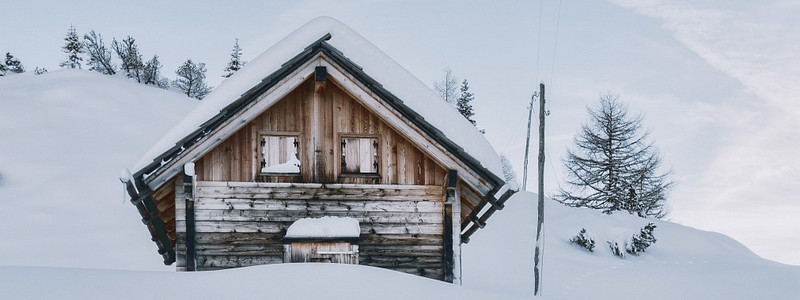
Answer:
[608,241,624,258]
[569,228,595,252]
[626,223,657,256]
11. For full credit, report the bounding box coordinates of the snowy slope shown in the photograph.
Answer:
[0,264,526,300]
[0,70,197,270]
[462,192,800,299]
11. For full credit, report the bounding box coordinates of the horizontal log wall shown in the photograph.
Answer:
[176,181,445,279]
[194,77,446,186]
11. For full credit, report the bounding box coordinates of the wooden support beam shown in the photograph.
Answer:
[184,165,197,271]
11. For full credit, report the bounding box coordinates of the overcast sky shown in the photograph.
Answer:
[2,0,798,266]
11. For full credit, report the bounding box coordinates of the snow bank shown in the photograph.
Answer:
[0,69,197,271]
[0,264,526,300]
[133,16,503,180]
[285,216,360,239]
[462,192,800,299]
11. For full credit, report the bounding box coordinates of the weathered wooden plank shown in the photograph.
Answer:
[178,244,283,256]
[196,255,283,269]
[188,220,442,235]
[192,198,443,212]
[189,209,444,224]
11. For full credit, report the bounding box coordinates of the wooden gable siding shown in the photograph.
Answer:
[175,181,445,279]
[193,77,446,186]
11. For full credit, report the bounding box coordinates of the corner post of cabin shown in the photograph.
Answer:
[183,163,197,271]
[444,170,461,284]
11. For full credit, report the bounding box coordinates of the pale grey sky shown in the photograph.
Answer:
[1,0,797,266]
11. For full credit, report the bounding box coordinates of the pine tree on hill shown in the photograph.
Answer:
[83,30,116,75]
[173,59,212,100]
[60,25,83,69]
[557,93,675,218]
[5,52,25,73]
[222,38,245,78]
[113,36,144,82]
[457,79,477,126]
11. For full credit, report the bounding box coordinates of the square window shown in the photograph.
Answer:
[341,137,378,174]
[260,135,300,174]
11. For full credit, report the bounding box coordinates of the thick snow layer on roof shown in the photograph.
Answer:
[133,16,503,180]
[285,216,360,239]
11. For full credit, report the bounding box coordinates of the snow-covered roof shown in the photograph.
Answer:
[132,16,503,183]
[285,217,361,239]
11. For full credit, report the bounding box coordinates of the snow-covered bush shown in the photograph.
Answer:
[608,241,624,258]
[569,228,595,252]
[626,223,657,256]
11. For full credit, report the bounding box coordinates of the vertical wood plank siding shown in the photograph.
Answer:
[194,77,446,186]
[175,181,445,279]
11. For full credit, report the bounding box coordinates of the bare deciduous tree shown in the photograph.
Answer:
[173,59,212,100]
[557,93,674,218]
[434,67,458,105]
[83,30,116,75]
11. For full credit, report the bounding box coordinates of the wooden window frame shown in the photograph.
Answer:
[257,131,301,177]
[338,133,380,178]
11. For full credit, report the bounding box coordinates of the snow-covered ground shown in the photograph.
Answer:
[2,69,799,299]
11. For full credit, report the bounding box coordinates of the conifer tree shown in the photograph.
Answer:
[34,67,48,75]
[0,60,6,76]
[83,30,116,75]
[222,38,245,78]
[173,59,212,100]
[457,79,477,126]
[5,52,24,73]
[113,36,144,82]
[142,55,168,88]
[60,25,83,69]
[434,67,458,105]
[557,93,674,218]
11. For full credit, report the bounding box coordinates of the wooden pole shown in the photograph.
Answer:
[534,83,546,296]
[522,93,536,191]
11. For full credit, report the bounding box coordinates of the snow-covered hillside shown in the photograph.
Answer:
[463,193,800,299]
[0,70,197,270]
[1,70,798,299]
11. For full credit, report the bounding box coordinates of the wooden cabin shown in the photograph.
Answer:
[121,17,515,283]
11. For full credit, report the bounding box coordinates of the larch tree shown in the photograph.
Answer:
[5,52,24,73]
[456,79,477,126]
[434,67,458,105]
[557,93,674,218]
[173,59,212,100]
[113,36,144,82]
[60,25,83,69]
[222,38,245,78]
[83,30,116,75]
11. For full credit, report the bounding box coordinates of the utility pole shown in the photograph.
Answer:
[522,92,536,191]
[534,82,546,296]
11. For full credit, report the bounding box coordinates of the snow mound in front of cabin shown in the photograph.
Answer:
[286,216,360,238]
[462,192,800,299]
[0,70,198,270]
[133,16,504,181]
[0,263,527,300]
